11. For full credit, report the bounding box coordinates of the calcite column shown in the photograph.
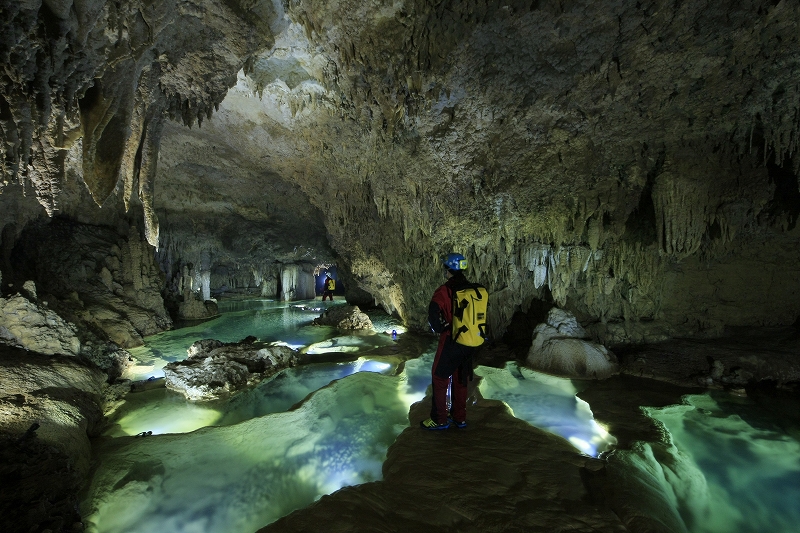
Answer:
[201,270,211,301]
[281,264,315,301]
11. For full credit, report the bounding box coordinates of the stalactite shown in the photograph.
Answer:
[138,109,165,249]
[652,168,712,258]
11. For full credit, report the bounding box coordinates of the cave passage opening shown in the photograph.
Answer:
[314,265,343,298]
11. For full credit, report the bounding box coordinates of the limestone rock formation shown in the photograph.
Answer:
[0,0,278,245]
[0,346,107,532]
[4,0,800,344]
[163,338,299,400]
[313,305,373,330]
[9,218,172,348]
[139,0,800,344]
[3,1,800,531]
[526,308,619,380]
[177,295,219,321]
[0,293,80,356]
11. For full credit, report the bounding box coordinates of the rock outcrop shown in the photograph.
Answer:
[0,346,107,533]
[313,305,373,330]
[0,293,80,356]
[8,218,172,348]
[177,295,219,321]
[163,338,299,400]
[526,308,619,380]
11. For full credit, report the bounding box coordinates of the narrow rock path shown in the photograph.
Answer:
[260,396,628,533]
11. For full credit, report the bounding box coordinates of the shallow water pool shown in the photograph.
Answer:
[85,299,800,533]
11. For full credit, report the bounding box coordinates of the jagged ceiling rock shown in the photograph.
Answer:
[3,0,800,341]
[1,0,279,245]
[154,0,799,338]
[154,71,337,283]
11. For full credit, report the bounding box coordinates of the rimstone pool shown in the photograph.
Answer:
[81,299,800,533]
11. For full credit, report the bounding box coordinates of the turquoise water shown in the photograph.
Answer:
[88,299,617,533]
[476,362,617,456]
[110,299,419,436]
[86,300,430,533]
[87,299,800,533]
[638,393,800,533]
[124,299,405,381]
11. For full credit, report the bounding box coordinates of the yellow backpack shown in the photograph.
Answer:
[326,278,336,290]
[451,284,488,346]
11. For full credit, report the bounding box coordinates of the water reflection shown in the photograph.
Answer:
[125,299,390,381]
[91,301,627,532]
[106,358,401,436]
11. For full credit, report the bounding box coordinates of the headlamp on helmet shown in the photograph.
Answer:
[442,253,468,271]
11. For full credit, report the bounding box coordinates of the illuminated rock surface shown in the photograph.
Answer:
[81,371,415,533]
[0,294,80,356]
[2,1,799,341]
[312,304,374,330]
[526,307,619,379]
[580,377,800,533]
[260,397,625,533]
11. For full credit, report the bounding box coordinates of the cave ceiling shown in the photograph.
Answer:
[2,0,800,337]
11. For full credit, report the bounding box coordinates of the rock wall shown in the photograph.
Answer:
[0,292,81,356]
[280,263,316,301]
[259,0,800,340]
[0,0,279,245]
[8,217,172,348]
[0,346,107,532]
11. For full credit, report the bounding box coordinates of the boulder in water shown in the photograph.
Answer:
[164,338,299,400]
[313,305,373,330]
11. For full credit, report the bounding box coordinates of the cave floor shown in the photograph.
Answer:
[3,326,800,533]
[258,330,800,533]
[259,394,629,533]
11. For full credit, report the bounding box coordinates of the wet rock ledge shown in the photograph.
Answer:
[259,395,627,533]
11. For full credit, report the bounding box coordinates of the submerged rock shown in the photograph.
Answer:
[313,305,373,330]
[526,308,618,380]
[163,338,299,400]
